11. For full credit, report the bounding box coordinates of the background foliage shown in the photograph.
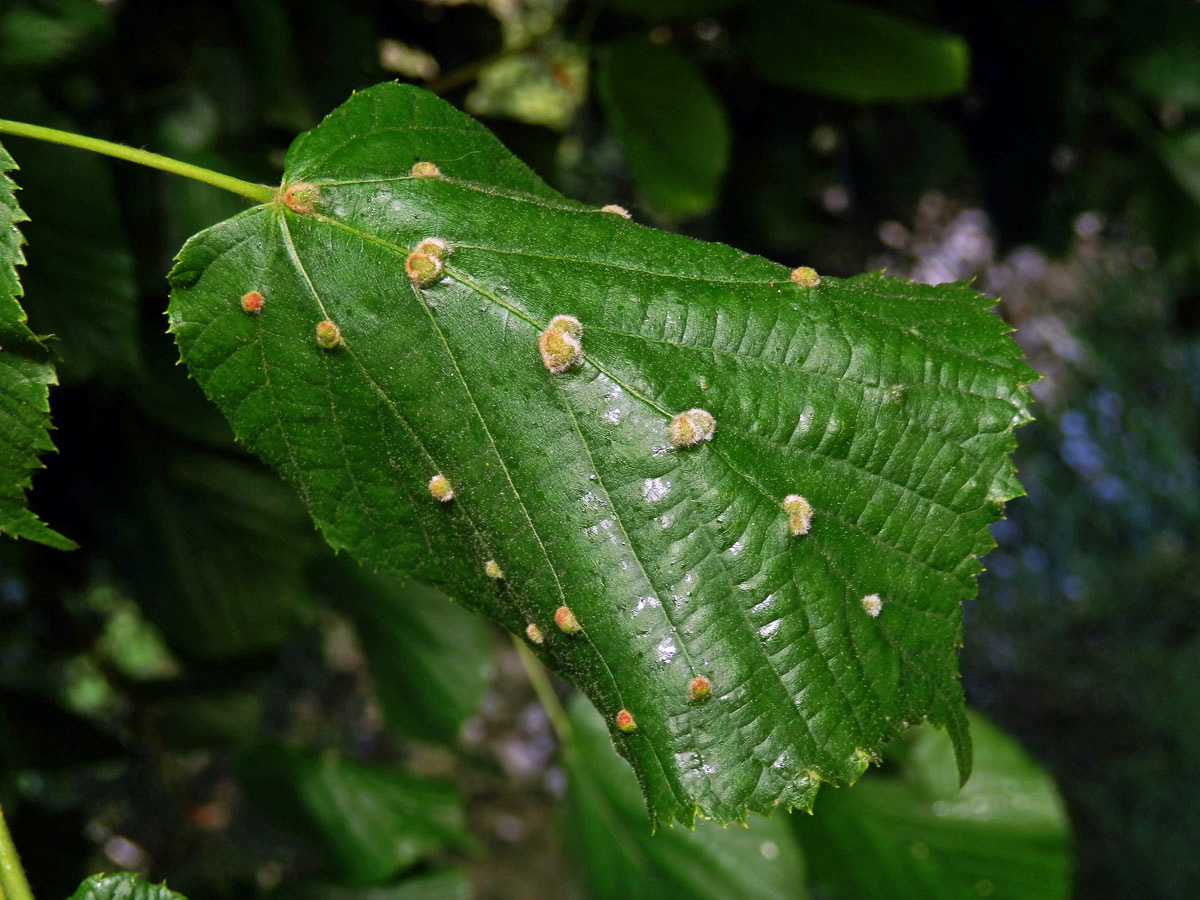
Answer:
[0,0,1197,898]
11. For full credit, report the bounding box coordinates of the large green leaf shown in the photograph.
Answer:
[748,0,969,103]
[564,695,806,900]
[793,710,1072,900]
[0,139,74,549]
[69,872,187,900]
[168,83,1034,824]
[596,37,730,218]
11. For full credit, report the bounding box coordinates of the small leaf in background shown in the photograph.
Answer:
[169,83,1034,825]
[748,0,969,103]
[330,571,494,746]
[69,872,187,900]
[0,138,75,550]
[596,37,730,217]
[238,743,470,884]
[286,868,472,900]
[563,696,807,900]
[466,42,588,131]
[793,710,1072,900]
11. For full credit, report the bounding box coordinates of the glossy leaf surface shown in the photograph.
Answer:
[168,83,1033,824]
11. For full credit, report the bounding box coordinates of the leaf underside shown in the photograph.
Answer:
[167,83,1034,825]
[0,139,74,550]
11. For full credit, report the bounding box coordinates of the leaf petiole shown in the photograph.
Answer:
[0,119,274,204]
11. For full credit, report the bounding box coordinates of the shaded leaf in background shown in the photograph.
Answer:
[69,872,187,900]
[0,92,141,383]
[596,37,729,217]
[607,0,743,19]
[793,710,1072,900]
[103,452,319,660]
[238,743,470,884]
[0,0,109,72]
[748,1,968,103]
[466,42,588,131]
[286,869,472,900]
[168,83,1034,824]
[331,570,493,746]
[564,695,806,900]
[0,139,74,549]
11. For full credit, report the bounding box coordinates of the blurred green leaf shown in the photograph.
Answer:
[69,872,187,900]
[607,0,743,18]
[110,453,319,660]
[1,93,141,383]
[793,710,1072,900]
[143,687,263,750]
[596,37,730,217]
[331,571,493,746]
[0,0,110,71]
[286,869,472,900]
[466,42,588,131]
[1125,41,1200,109]
[748,1,969,103]
[0,138,74,550]
[563,695,806,900]
[239,743,470,884]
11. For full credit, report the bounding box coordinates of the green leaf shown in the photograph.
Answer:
[168,83,1034,825]
[330,570,494,745]
[748,1,969,103]
[564,695,807,900]
[596,37,730,217]
[238,743,470,884]
[285,869,472,900]
[465,42,588,131]
[793,710,1072,900]
[68,872,187,900]
[0,138,74,549]
[607,0,743,19]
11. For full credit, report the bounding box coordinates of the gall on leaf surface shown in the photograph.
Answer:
[167,83,1035,826]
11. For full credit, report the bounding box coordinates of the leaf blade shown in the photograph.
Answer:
[168,83,1034,825]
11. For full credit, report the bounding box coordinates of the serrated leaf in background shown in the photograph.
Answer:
[0,138,74,549]
[168,83,1034,825]
[69,872,187,900]
[596,37,730,218]
[748,0,969,103]
[793,710,1072,900]
[564,695,806,900]
[238,743,470,884]
[330,571,493,746]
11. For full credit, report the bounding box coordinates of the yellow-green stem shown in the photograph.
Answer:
[512,636,571,743]
[0,119,274,204]
[0,804,34,900]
